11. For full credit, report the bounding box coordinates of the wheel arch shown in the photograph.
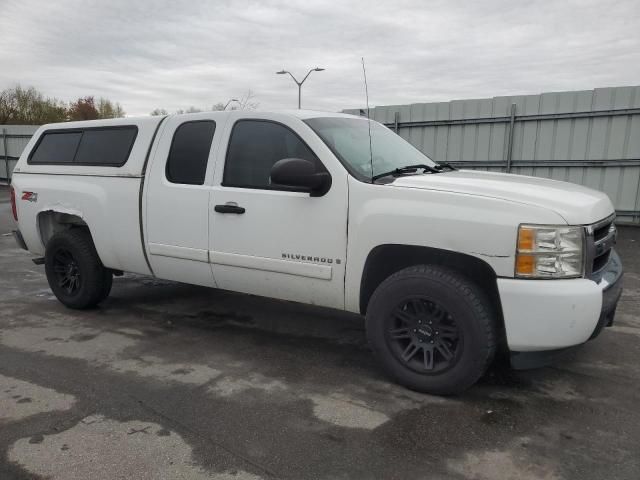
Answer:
[37,209,92,250]
[42,221,114,309]
[359,244,505,334]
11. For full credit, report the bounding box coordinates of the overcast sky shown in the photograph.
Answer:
[1,0,639,116]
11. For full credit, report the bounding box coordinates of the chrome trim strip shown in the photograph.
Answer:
[149,243,209,262]
[210,251,332,280]
[585,213,616,235]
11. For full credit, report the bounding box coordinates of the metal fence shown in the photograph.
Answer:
[345,86,640,224]
[0,125,38,182]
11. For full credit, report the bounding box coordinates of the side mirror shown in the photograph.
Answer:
[270,158,331,196]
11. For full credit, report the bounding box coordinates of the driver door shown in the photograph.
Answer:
[209,114,348,309]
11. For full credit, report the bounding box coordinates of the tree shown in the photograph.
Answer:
[220,91,260,111]
[67,96,99,121]
[1,86,126,124]
[150,91,259,117]
[173,106,202,114]
[236,90,259,110]
[0,88,19,124]
[68,96,125,120]
[0,85,67,124]
[97,98,125,118]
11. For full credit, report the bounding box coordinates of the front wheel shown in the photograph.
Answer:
[44,229,112,309]
[366,265,497,395]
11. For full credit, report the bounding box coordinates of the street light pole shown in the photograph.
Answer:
[223,98,239,110]
[276,67,325,109]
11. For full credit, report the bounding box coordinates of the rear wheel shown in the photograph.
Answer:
[44,229,112,309]
[366,265,497,395]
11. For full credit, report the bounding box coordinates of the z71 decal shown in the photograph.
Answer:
[21,192,38,202]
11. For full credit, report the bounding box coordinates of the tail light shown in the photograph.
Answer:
[10,185,18,221]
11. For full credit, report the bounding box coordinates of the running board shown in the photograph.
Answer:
[32,257,45,265]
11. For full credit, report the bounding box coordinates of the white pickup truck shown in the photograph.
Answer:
[10,110,623,394]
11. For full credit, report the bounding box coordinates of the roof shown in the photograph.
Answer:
[273,109,360,120]
[38,109,363,131]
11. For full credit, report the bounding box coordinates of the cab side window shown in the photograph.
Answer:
[223,120,320,189]
[166,121,216,185]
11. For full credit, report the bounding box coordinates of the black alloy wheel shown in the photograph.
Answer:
[365,265,497,395]
[386,297,462,373]
[44,228,113,309]
[52,248,82,295]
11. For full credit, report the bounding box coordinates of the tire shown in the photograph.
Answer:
[366,265,497,395]
[44,228,112,309]
[98,269,114,303]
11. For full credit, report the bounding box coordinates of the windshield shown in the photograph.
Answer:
[304,117,437,181]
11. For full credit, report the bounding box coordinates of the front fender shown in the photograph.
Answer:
[344,178,565,313]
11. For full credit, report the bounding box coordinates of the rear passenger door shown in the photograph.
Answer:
[145,114,225,286]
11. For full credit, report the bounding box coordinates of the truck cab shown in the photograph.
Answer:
[9,110,623,394]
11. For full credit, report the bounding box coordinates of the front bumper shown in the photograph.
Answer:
[498,249,623,354]
[588,249,623,339]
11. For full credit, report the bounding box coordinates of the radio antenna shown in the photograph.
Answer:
[361,57,374,182]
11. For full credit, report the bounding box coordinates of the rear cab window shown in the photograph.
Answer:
[28,126,138,166]
[166,121,216,185]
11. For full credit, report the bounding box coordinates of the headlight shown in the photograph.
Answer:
[515,225,584,278]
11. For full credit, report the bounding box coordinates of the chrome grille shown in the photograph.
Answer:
[585,214,616,281]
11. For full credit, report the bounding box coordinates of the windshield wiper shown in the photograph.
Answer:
[434,162,457,171]
[372,164,441,182]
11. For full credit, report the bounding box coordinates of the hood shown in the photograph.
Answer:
[389,170,614,225]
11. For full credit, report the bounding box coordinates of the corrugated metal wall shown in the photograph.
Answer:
[345,86,640,224]
[0,125,38,182]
